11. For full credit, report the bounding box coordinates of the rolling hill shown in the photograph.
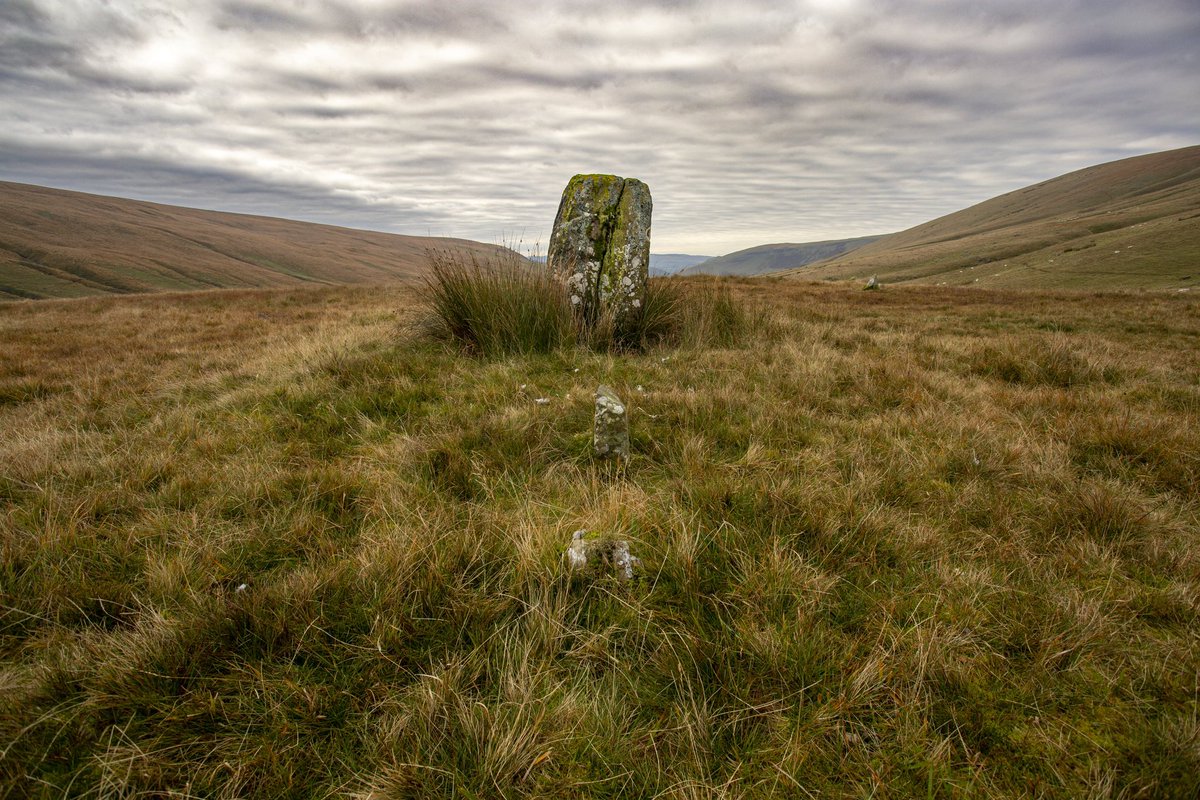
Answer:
[0,181,510,300]
[681,236,882,276]
[787,145,1200,290]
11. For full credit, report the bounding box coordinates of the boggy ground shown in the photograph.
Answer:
[1,279,1197,798]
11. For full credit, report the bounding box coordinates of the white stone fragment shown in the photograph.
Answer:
[567,530,589,570]
[611,541,641,581]
[565,530,641,580]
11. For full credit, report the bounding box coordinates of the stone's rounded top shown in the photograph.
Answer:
[555,175,653,223]
[593,384,630,460]
[569,173,626,183]
[562,174,649,191]
[595,385,625,412]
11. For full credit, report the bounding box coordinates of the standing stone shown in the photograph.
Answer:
[547,174,652,326]
[594,385,629,460]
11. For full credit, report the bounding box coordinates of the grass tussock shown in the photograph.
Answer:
[421,251,765,355]
[1,281,1198,798]
[422,250,576,356]
[970,334,1118,387]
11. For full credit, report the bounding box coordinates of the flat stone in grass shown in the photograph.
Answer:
[567,530,640,580]
[547,174,652,326]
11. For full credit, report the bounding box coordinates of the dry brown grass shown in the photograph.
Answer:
[1,279,1198,798]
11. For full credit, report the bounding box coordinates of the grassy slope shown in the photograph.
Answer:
[0,181,509,301]
[789,146,1200,290]
[682,236,882,276]
[2,281,1198,798]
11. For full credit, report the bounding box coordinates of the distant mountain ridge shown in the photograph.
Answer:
[0,182,509,300]
[649,253,712,275]
[682,236,883,276]
[526,253,712,276]
[790,145,1200,290]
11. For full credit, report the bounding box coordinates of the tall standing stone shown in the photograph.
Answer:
[594,385,630,461]
[547,174,652,326]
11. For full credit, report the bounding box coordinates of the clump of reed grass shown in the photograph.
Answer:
[422,250,575,357]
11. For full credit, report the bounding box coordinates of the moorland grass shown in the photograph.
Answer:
[422,251,576,356]
[0,281,1197,798]
[422,251,760,355]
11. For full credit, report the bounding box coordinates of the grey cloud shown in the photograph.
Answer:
[0,0,47,29]
[277,105,376,121]
[469,65,612,94]
[0,2,180,94]
[264,69,350,96]
[0,139,446,232]
[215,0,511,39]
[214,2,320,34]
[0,35,76,73]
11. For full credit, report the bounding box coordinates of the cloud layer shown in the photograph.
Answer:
[2,0,1197,254]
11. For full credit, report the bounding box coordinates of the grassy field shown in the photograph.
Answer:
[1,279,1198,797]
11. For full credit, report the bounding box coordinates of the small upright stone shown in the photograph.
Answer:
[594,385,629,460]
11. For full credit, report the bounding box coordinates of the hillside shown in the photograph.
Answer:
[683,235,882,276]
[0,181,509,300]
[789,145,1200,289]
[2,280,1197,797]
[649,253,712,275]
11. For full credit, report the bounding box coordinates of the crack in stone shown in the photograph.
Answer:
[592,178,627,307]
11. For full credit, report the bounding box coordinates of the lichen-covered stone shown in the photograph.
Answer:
[594,384,629,460]
[547,174,652,325]
[567,530,590,570]
[566,529,640,580]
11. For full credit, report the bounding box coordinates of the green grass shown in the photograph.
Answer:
[1,280,1198,798]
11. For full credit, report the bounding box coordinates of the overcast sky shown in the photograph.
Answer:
[2,0,1197,255]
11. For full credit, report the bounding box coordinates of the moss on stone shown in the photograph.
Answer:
[547,173,651,328]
